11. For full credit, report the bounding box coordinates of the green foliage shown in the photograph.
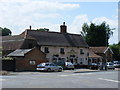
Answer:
[3,56,13,60]
[81,22,114,46]
[36,28,49,31]
[110,43,120,61]
[0,27,12,36]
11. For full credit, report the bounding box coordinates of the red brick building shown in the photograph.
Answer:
[7,48,47,71]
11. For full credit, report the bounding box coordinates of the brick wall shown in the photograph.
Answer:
[15,48,47,71]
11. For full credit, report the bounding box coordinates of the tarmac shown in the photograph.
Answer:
[1,68,119,75]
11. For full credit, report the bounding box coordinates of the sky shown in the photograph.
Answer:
[0,0,119,45]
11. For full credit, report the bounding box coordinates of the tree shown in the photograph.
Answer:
[81,22,114,46]
[110,43,120,61]
[0,27,12,36]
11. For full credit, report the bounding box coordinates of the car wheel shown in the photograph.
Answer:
[47,68,51,72]
[58,68,62,72]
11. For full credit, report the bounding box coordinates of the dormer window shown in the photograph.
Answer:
[80,49,84,54]
[44,47,49,53]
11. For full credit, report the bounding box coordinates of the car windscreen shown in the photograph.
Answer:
[37,64,45,67]
[37,63,48,66]
[45,64,49,66]
[109,63,113,65]
[117,62,120,64]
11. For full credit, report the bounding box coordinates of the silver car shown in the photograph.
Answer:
[106,62,115,69]
[36,63,63,72]
[114,61,120,68]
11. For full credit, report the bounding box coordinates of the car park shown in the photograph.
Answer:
[36,62,63,72]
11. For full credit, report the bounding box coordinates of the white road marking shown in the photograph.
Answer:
[60,75,70,77]
[60,73,93,77]
[0,79,5,81]
[98,78,120,83]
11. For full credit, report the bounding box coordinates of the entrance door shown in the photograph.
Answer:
[69,55,77,65]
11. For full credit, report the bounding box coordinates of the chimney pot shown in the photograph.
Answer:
[30,25,32,30]
[63,22,65,25]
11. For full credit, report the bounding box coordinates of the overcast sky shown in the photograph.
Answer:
[0,0,119,45]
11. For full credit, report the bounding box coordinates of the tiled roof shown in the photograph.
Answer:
[90,47,108,54]
[88,49,102,58]
[26,30,89,47]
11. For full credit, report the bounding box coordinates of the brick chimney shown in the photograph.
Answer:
[60,22,67,33]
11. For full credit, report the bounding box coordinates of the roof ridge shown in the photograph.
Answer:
[25,29,82,36]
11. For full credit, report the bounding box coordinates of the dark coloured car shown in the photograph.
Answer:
[88,63,99,70]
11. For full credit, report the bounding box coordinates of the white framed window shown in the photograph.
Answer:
[60,48,65,54]
[44,47,49,53]
[80,49,84,54]
[29,60,36,65]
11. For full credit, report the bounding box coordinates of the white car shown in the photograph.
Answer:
[36,63,63,72]
[65,62,74,70]
[106,62,115,70]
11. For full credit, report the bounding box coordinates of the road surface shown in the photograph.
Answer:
[1,70,119,88]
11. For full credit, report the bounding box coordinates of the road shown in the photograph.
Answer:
[1,70,120,88]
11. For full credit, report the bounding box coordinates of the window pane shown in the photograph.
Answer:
[29,60,36,65]
[44,47,49,53]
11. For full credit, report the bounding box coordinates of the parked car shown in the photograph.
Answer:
[88,63,99,70]
[65,62,75,70]
[54,61,74,70]
[106,62,115,70]
[36,62,63,72]
[114,61,120,68]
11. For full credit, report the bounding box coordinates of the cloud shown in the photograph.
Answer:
[33,13,60,19]
[0,0,80,34]
[0,0,80,13]
[92,17,118,27]
[68,15,89,34]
